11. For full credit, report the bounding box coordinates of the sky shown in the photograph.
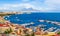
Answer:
[0,0,60,12]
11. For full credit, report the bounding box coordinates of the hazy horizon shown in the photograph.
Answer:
[0,0,60,12]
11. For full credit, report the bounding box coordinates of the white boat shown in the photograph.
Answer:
[39,20,45,22]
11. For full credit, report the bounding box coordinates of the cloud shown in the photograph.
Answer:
[39,0,60,11]
[0,4,21,11]
[0,0,60,12]
[23,0,60,12]
[0,3,35,11]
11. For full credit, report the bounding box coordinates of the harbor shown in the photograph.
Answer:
[0,13,60,36]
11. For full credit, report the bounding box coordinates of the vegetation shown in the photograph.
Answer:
[4,28,12,34]
[25,33,30,36]
[31,32,35,36]
[57,32,60,34]
[0,14,15,17]
[25,32,35,36]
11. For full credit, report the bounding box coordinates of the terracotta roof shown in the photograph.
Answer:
[0,24,9,27]
[35,31,41,35]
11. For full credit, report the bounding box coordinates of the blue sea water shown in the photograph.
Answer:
[4,13,60,31]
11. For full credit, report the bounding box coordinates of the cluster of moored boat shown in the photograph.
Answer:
[39,20,60,25]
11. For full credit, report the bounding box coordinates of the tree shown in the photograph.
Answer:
[25,33,30,36]
[31,32,35,36]
[57,32,60,34]
[4,29,9,34]
[4,28,12,34]
[9,28,12,33]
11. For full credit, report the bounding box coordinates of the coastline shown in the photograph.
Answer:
[0,12,60,36]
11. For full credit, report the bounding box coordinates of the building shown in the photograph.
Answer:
[0,24,10,33]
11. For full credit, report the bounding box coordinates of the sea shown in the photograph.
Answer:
[4,12,60,32]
